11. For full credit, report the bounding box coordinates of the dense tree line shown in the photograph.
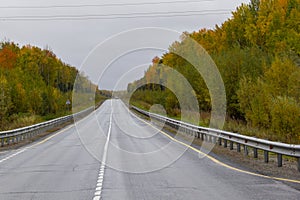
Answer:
[128,0,300,143]
[0,41,103,130]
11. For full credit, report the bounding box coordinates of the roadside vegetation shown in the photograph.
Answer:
[128,0,300,144]
[0,41,110,131]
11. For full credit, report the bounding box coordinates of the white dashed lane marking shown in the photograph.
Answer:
[93,101,113,200]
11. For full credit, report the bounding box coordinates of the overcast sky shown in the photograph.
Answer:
[0,0,250,90]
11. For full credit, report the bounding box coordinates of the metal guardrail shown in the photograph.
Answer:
[0,107,94,147]
[131,106,300,172]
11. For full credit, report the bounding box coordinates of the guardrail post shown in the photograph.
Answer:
[237,143,241,152]
[1,138,4,147]
[223,139,227,148]
[218,138,222,146]
[230,141,233,150]
[298,158,300,172]
[264,150,269,163]
[253,148,258,158]
[212,136,216,144]
[208,135,212,143]
[277,154,282,167]
[204,134,209,142]
[201,133,204,141]
[244,145,248,156]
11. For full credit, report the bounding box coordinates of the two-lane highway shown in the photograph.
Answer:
[0,99,299,199]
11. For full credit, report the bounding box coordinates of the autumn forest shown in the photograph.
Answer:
[128,0,300,143]
[0,42,107,131]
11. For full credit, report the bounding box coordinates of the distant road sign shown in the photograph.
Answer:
[66,99,71,105]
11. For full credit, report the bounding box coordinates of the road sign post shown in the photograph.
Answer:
[66,99,71,111]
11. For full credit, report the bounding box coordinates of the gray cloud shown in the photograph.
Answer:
[0,0,250,89]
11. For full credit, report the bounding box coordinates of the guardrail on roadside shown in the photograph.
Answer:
[0,107,94,147]
[131,106,300,172]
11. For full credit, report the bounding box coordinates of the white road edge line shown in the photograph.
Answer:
[0,148,27,164]
[0,107,97,165]
[93,100,113,200]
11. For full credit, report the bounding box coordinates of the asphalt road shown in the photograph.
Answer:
[0,99,299,199]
